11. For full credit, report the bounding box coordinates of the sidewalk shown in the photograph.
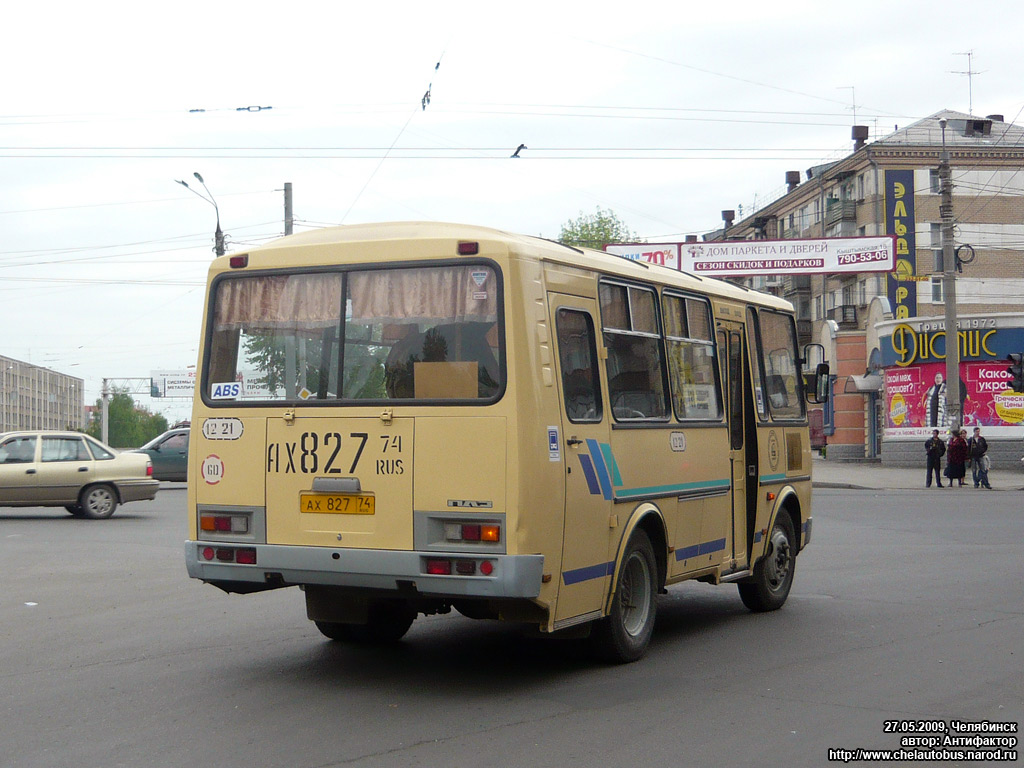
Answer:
[811,454,1023,491]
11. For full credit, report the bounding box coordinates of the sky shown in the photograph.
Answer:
[2,0,1022,427]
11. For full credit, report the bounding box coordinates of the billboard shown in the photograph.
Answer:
[885,361,1024,438]
[604,243,680,270]
[607,236,895,277]
[150,370,196,398]
[884,169,918,319]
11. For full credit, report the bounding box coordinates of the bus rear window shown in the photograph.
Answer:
[205,264,502,403]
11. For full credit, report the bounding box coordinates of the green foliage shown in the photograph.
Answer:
[86,390,169,448]
[558,207,639,249]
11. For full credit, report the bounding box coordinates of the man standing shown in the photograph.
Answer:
[968,426,992,489]
[925,428,945,488]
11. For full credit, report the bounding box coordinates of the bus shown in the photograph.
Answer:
[185,222,829,662]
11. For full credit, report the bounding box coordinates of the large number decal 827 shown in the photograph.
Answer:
[267,432,404,475]
[267,432,369,474]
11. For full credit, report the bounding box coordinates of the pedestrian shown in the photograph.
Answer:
[945,429,969,488]
[925,428,945,488]
[967,426,993,489]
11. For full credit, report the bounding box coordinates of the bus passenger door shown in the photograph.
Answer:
[549,295,613,625]
[717,322,754,573]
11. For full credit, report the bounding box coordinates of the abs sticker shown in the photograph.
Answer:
[201,454,225,485]
[210,382,241,400]
[548,426,561,462]
[670,432,686,452]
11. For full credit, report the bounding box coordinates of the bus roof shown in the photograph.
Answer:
[217,221,793,312]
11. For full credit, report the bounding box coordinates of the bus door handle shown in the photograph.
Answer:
[566,437,584,447]
[748,465,756,477]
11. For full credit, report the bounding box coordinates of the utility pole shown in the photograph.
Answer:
[939,119,961,432]
[101,378,109,445]
[284,182,294,235]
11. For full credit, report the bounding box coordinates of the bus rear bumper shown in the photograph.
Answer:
[184,541,545,599]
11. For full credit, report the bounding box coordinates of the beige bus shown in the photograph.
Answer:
[185,222,828,662]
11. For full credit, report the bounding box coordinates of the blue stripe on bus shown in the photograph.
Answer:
[614,478,731,499]
[562,560,615,585]
[675,537,728,561]
[600,442,623,486]
[577,454,602,496]
[760,473,787,483]
[586,439,614,500]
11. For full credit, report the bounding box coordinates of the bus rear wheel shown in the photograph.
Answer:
[738,511,796,612]
[591,529,658,663]
[315,601,416,644]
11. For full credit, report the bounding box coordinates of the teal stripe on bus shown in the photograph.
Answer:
[614,478,730,500]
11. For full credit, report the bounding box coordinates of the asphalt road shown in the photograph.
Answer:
[1,487,1021,767]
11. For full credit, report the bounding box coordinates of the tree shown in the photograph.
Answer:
[558,207,639,249]
[86,390,168,448]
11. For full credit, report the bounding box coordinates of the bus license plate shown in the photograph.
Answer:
[299,493,375,515]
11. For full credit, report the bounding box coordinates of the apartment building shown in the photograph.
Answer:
[712,110,1024,466]
[0,355,85,432]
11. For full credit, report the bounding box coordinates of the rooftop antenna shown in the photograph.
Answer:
[837,85,857,124]
[951,51,984,116]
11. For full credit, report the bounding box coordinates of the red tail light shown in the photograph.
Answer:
[146,463,153,477]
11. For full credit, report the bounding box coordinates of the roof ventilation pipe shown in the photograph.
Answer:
[852,125,869,151]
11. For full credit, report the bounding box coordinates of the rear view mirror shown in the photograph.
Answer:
[804,362,830,404]
[801,343,829,404]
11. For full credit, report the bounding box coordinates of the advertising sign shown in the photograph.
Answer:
[885,361,1024,438]
[607,237,895,277]
[884,169,918,319]
[604,243,680,270]
[150,370,196,398]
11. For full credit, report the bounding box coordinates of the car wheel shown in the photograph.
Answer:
[591,529,658,663]
[738,511,796,612]
[315,601,416,644]
[79,484,118,519]
[65,504,84,517]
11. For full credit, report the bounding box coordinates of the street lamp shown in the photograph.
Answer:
[176,172,226,256]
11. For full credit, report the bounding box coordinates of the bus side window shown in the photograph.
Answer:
[599,282,668,421]
[556,309,602,422]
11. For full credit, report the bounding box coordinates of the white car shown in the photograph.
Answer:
[0,431,159,519]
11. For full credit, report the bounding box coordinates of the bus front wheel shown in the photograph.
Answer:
[591,529,658,663]
[314,601,416,644]
[738,511,796,612]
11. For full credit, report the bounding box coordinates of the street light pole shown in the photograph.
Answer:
[176,172,225,256]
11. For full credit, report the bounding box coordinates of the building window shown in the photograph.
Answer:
[931,276,944,302]
[930,222,941,248]
[930,169,940,194]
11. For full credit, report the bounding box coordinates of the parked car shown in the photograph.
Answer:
[131,427,189,482]
[0,431,159,519]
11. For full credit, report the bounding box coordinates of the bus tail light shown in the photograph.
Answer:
[201,546,257,565]
[424,557,495,577]
[200,513,249,533]
[443,522,501,543]
[425,558,452,575]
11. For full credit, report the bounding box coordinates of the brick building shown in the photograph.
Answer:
[710,109,1024,465]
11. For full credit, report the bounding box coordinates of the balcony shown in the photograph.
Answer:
[827,304,858,328]
[825,199,858,227]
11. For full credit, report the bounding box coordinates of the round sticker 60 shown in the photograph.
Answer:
[202,455,225,485]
